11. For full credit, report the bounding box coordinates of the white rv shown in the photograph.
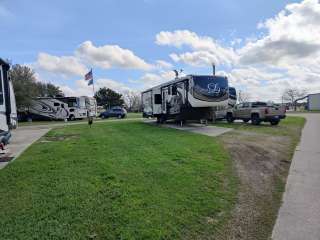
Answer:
[29,97,69,120]
[55,97,88,120]
[142,74,229,123]
[0,59,17,146]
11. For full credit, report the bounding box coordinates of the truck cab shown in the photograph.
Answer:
[226,102,286,125]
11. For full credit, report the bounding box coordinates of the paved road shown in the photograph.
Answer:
[272,113,320,240]
[0,126,51,169]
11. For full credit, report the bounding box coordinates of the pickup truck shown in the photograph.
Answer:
[226,102,286,125]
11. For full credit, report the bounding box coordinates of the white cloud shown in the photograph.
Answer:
[156,30,237,66]
[154,1,320,101]
[156,60,173,69]
[76,41,153,71]
[132,70,176,89]
[239,0,320,65]
[170,51,228,67]
[36,53,88,77]
[61,78,131,97]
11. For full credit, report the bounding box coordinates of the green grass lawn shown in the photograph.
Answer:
[213,116,305,137]
[0,121,236,239]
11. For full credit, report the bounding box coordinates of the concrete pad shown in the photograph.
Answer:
[157,122,233,137]
[0,127,51,169]
[272,113,320,240]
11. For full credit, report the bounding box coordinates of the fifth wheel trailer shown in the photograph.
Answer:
[142,74,229,123]
[28,97,69,120]
[0,59,17,146]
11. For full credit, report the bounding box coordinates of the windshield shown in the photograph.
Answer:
[193,76,228,101]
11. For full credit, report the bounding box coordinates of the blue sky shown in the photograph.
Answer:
[1,0,319,101]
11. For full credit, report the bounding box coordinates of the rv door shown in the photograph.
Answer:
[161,87,169,114]
[152,88,162,115]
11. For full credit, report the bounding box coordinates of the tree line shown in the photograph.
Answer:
[10,64,141,112]
[94,87,141,112]
[10,64,64,109]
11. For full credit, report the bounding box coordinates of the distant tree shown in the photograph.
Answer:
[10,64,38,109]
[35,82,64,97]
[238,90,251,103]
[10,64,64,109]
[282,88,307,110]
[123,90,141,112]
[94,87,124,109]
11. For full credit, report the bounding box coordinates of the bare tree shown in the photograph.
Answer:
[282,88,307,110]
[123,91,141,112]
[237,90,251,103]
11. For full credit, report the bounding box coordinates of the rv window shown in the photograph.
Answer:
[54,102,60,107]
[154,94,162,104]
[172,85,177,95]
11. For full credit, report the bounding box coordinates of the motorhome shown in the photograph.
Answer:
[55,96,88,120]
[28,97,69,120]
[142,73,229,123]
[0,59,17,146]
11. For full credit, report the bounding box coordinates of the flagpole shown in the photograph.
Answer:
[91,68,97,117]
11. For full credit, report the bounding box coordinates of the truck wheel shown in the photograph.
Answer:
[117,115,122,119]
[270,119,280,126]
[251,114,261,125]
[69,115,75,121]
[226,113,234,123]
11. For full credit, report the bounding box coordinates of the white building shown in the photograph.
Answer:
[308,93,320,111]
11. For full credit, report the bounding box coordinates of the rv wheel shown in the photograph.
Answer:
[69,115,75,121]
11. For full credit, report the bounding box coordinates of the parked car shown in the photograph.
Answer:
[226,102,286,125]
[99,107,127,119]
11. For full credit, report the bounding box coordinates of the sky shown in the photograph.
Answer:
[1,0,320,101]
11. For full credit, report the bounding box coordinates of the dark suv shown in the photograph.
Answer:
[99,107,127,119]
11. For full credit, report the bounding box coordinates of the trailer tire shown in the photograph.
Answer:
[69,115,75,121]
[226,113,234,123]
[159,115,167,124]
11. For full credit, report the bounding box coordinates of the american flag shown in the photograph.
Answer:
[85,69,93,81]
